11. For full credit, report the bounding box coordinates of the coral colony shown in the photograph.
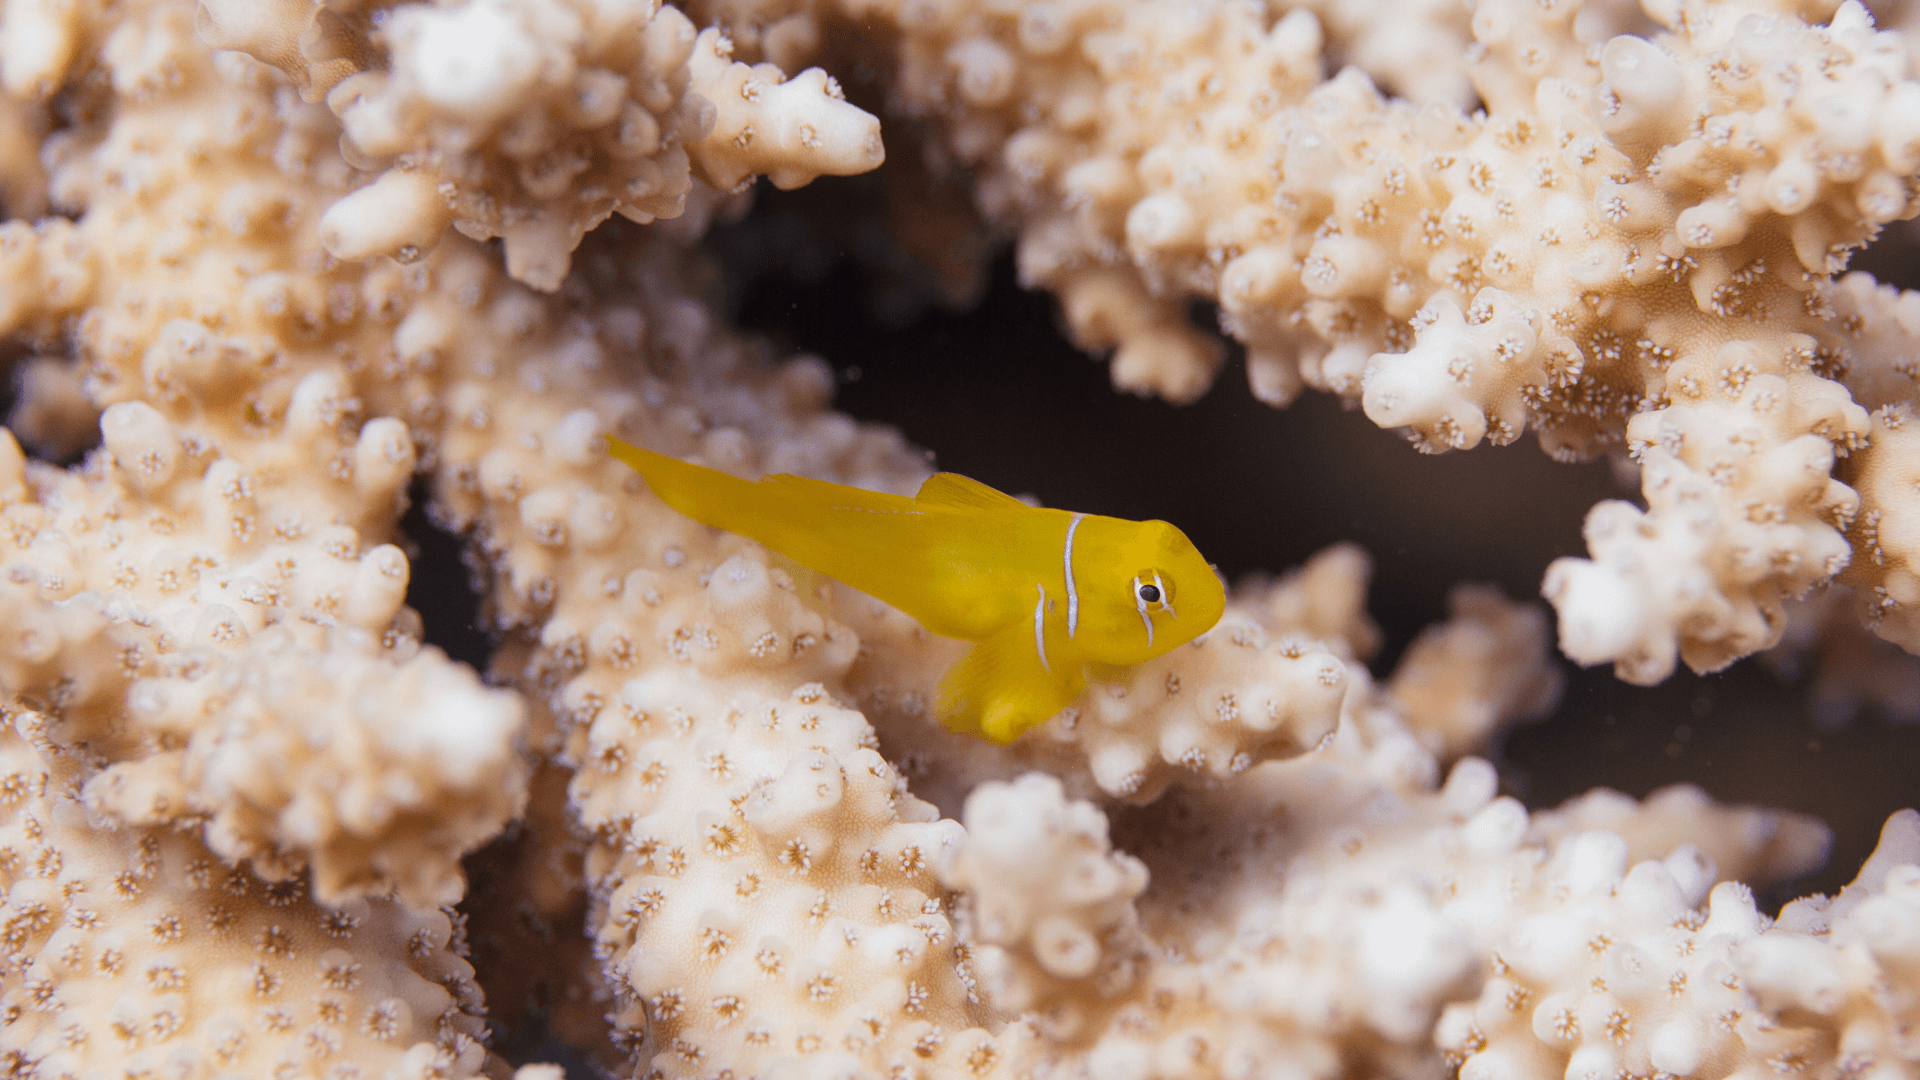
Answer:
[0,1,1915,1079]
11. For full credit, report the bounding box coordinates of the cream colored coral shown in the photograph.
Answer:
[0,726,492,1080]
[1839,405,1920,650]
[315,0,711,289]
[1525,783,1833,886]
[0,0,111,98]
[1543,352,1868,683]
[1816,273,1920,651]
[0,3,530,909]
[710,0,1920,682]
[580,681,1013,1079]
[1438,809,1920,1080]
[193,0,373,101]
[204,0,885,291]
[0,5,1914,1080]
[939,774,1148,1013]
[683,26,884,191]
[917,695,1829,1079]
[1044,604,1348,800]
[87,626,526,910]
[0,380,527,908]
[1389,584,1563,758]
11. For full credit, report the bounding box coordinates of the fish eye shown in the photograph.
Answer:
[1132,572,1172,610]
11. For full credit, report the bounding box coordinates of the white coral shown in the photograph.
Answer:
[940,774,1148,1010]
[0,2,1913,1079]
[679,0,1920,680]
[1440,810,1920,1080]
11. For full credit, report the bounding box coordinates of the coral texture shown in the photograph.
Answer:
[201,0,884,290]
[0,1,1911,1080]
[1438,810,1920,1080]
[0,725,492,1079]
[686,0,1920,685]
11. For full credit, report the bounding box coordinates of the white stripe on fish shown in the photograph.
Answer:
[1064,514,1084,639]
[1034,584,1051,673]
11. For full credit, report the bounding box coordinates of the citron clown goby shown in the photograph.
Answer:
[607,437,1227,744]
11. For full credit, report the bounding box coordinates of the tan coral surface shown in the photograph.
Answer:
[685,0,1920,685]
[0,1,1912,1079]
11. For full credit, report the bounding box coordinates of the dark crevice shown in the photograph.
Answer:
[1850,219,1920,293]
[400,479,493,671]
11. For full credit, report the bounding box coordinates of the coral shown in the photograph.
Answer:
[0,726,491,1080]
[1389,584,1564,759]
[679,0,1920,683]
[682,26,884,192]
[0,0,1913,1079]
[1526,783,1834,884]
[1823,272,1920,649]
[202,0,884,291]
[1764,585,1920,727]
[922,691,1831,1080]
[939,774,1149,1014]
[577,679,1004,1079]
[1438,810,1920,1080]
[0,394,528,908]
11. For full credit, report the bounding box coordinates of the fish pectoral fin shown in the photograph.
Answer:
[915,472,1029,511]
[1082,661,1133,686]
[936,623,1085,744]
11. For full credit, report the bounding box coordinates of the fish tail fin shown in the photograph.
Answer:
[936,623,1085,744]
[609,437,931,609]
[607,436,766,533]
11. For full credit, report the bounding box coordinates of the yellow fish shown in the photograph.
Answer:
[607,437,1226,743]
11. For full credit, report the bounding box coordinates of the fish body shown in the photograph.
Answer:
[608,437,1226,743]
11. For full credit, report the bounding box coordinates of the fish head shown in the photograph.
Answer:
[1075,516,1226,665]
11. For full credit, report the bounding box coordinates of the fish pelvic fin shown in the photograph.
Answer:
[936,622,1085,744]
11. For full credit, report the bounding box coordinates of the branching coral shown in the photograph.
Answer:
[929,695,1830,1080]
[0,724,493,1079]
[199,0,883,290]
[0,0,1912,1079]
[681,0,1920,686]
[1438,810,1919,1080]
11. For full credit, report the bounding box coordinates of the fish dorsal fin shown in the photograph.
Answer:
[916,472,1027,511]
